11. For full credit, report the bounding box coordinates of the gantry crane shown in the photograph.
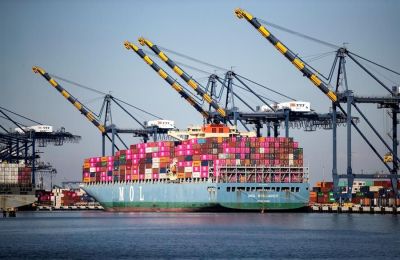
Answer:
[235,8,400,199]
[126,37,353,138]
[32,66,162,156]
[0,106,80,186]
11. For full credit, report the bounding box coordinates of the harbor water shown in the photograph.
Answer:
[0,212,399,259]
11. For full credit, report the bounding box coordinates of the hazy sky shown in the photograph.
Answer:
[1,0,399,186]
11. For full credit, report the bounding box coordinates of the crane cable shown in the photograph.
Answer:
[349,51,400,76]
[0,106,43,125]
[49,73,164,119]
[157,46,229,72]
[258,18,341,49]
[231,83,278,103]
[235,74,297,101]
[258,18,400,85]
[143,50,213,75]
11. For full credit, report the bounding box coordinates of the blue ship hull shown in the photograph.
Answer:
[83,181,309,212]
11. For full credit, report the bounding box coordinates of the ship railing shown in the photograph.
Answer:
[214,165,308,184]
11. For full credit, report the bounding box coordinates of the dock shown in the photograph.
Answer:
[310,204,399,214]
[36,205,104,211]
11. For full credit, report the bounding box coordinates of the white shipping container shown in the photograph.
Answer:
[192,172,201,178]
[89,167,96,173]
[145,173,152,180]
[289,154,294,160]
[145,169,153,174]
[152,158,160,163]
[259,148,265,153]
[218,154,228,159]
[184,167,193,172]
[145,147,153,153]
[370,186,382,192]
[152,163,160,168]
[236,159,241,166]
[159,173,167,179]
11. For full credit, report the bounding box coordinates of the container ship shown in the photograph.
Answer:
[82,124,309,212]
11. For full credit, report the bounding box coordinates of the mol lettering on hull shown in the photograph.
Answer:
[118,186,144,202]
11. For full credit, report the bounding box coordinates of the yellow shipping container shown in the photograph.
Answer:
[192,161,201,167]
[160,157,170,163]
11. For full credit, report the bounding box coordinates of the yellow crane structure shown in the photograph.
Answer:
[32,66,106,133]
[124,41,211,120]
[234,8,337,103]
[138,37,227,118]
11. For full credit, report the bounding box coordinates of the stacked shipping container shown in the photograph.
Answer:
[310,181,400,205]
[0,163,32,186]
[82,136,304,183]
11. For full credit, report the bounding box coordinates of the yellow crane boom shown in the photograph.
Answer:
[124,41,209,119]
[235,8,337,103]
[32,66,106,133]
[138,37,227,118]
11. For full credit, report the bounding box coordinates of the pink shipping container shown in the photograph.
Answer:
[185,161,192,167]
[201,172,208,178]
[152,174,159,179]
[139,174,145,180]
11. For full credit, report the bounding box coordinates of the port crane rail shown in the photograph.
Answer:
[235,8,399,199]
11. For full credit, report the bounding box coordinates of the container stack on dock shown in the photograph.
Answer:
[310,180,400,206]
[82,137,304,183]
